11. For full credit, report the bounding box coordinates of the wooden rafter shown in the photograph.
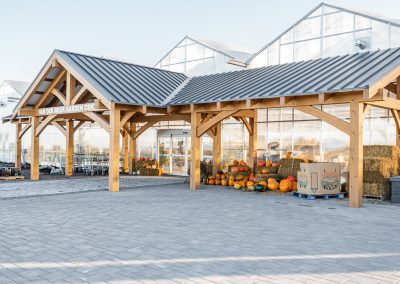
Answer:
[364,99,400,111]
[36,115,57,136]
[18,123,31,139]
[35,70,67,109]
[367,66,400,99]
[73,121,85,133]
[51,89,67,105]
[120,111,136,126]
[197,110,239,137]
[70,86,88,105]
[51,121,67,136]
[240,117,253,136]
[84,112,110,133]
[295,106,351,135]
[133,121,157,140]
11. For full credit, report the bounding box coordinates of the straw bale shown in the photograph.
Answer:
[278,158,307,178]
[363,182,390,200]
[364,157,398,175]
[364,145,400,159]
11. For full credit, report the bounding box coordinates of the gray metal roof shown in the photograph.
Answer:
[169,48,400,105]
[57,50,188,106]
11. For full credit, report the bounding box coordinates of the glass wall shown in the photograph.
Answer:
[155,37,244,76]
[250,4,400,67]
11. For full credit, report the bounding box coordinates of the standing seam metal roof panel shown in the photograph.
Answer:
[56,50,187,106]
[169,48,400,105]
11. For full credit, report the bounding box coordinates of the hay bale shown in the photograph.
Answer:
[363,182,390,200]
[278,158,308,178]
[256,166,278,174]
[364,145,400,159]
[364,157,398,175]
[256,173,280,182]
[363,172,391,183]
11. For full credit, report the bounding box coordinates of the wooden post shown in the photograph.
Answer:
[15,123,22,168]
[349,102,364,208]
[190,112,201,190]
[212,123,221,175]
[109,104,121,192]
[65,120,74,176]
[248,111,258,172]
[66,72,76,105]
[396,76,400,146]
[123,127,129,174]
[128,122,137,174]
[31,117,40,181]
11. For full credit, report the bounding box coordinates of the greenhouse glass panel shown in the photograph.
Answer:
[323,5,340,14]
[250,50,267,67]
[280,43,293,64]
[293,120,321,161]
[294,38,321,61]
[257,122,267,159]
[280,122,293,155]
[169,63,185,73]
[322,104,349,120]
[281,29,294,44]
[204,58,215,75]
[294,17,321,41]
[372,20,390,49]
[391,26,400,48]
[186,60,204,76]
[355,15,372,30]
[215,53,227,73]
[161,55,169,66]
[177,38,187,47]
[258,109,267,122]
[267,42,280,66]
[294,107,320,121]
[204,47,214,58]
[186,44,205,61]
[169,46,186,64]
[323,33,354,57]
[370,117,391,145]
[308,6,322,18]
[324,11,353,36]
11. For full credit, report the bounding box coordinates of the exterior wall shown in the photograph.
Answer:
[155,37,244,76]
[250,4,400,67]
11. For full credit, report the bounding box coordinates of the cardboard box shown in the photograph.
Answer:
[297,162,341,195]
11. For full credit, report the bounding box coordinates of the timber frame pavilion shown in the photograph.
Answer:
[5,48,400,208]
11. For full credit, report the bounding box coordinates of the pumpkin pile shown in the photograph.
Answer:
[229,160,251,174]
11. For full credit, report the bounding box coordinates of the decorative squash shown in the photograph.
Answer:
[231,167,239,174]
[234,182,241,190]
[279,179,292,192]
[239,181,246,188]
[215,173,221,179]
[229,175,235,181]
[208,175,214,180]
[258,181,267,188]
[233,160,239,166]
[267,160,273,167]
[243,176,249,182]
[228,179,235,186]
[287,175,296,182]
[268,178,276,183]
[268,181,279,191]
[291,181,298,191]
[215,179,221,185]
[261,168,269,174]
[247,184,255,191]
[258,160,266,167]
[236,175,244,181]
[208,179,215,185]
[239,160,247,166]
[221,179,228,186]
[246,181,254,187]
[220,174,226,180]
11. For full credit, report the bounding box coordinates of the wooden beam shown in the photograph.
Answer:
[349,102,364,208]
[128,122,137,174]
[35,69,66,108]
[248,112,258,171]
[368,66,400,99]
[65,120,74,176]
[31,116,40,181]
[391,109,400,147]
[123,126,129,174]
[190,112,201,190]
[50,89,67,105]
[84,112,110,134]
[36,115,57,136]
[318,93,332,103]
[109,104,121,192]
[130,114,190,123]
[385,82,397,94]
[197,110,239,137]
[51,121,67,136]
[240,117,253,136]
[66,72,76,105]
[120,111,136,126]
[295,106,351,135]
[133,121,157,140]
[73,121,85,133]
[15,123,22,168]
[71,86,88,105]
[18,123,31,139]
[397,76,400,100]
[212,123,221,175]
[364,98,400,111]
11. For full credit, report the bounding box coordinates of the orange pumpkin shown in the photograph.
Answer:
[233,182,241,190]
[229,175,235,180]
[221,179,228,186]
[228,179,235,186]
[258,160,266,167]
[233,160,239,166]
[231,167,239,174]
[258,181,267,188]
[215,179,221,185]
[220,174,226,180]
[243,176,249,182]
[268,178,276,183]
[267,160,273,167]
[240,181,246,188]
[261,168,269,174]
[208,175,214,180]
[268,181,279,191]
[215,173,221,179]
[208,179,215,185]
[239,160,247,166]
[236,175,244,181]
[291,181,298,191]
[279,179,292,192]
[246,181,254,187]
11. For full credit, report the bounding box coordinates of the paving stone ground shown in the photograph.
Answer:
[0,181,400,283]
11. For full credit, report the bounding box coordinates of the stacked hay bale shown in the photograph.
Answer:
[362,145,399,200]
[278,158,309,179]
[255,165,280,182]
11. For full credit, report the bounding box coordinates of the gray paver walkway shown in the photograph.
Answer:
[0,184,399,283]
[0,176,187,199]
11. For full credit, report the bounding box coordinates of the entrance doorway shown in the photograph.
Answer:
[157,130,191,176]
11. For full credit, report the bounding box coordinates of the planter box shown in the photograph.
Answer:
[297,162,341,195]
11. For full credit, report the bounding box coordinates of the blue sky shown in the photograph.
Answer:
[1,0,399,84]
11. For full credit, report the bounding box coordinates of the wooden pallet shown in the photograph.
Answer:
[0,176,25,181]
[293,191,345,200]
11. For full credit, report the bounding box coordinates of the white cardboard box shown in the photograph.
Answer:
[297,162,341,195]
